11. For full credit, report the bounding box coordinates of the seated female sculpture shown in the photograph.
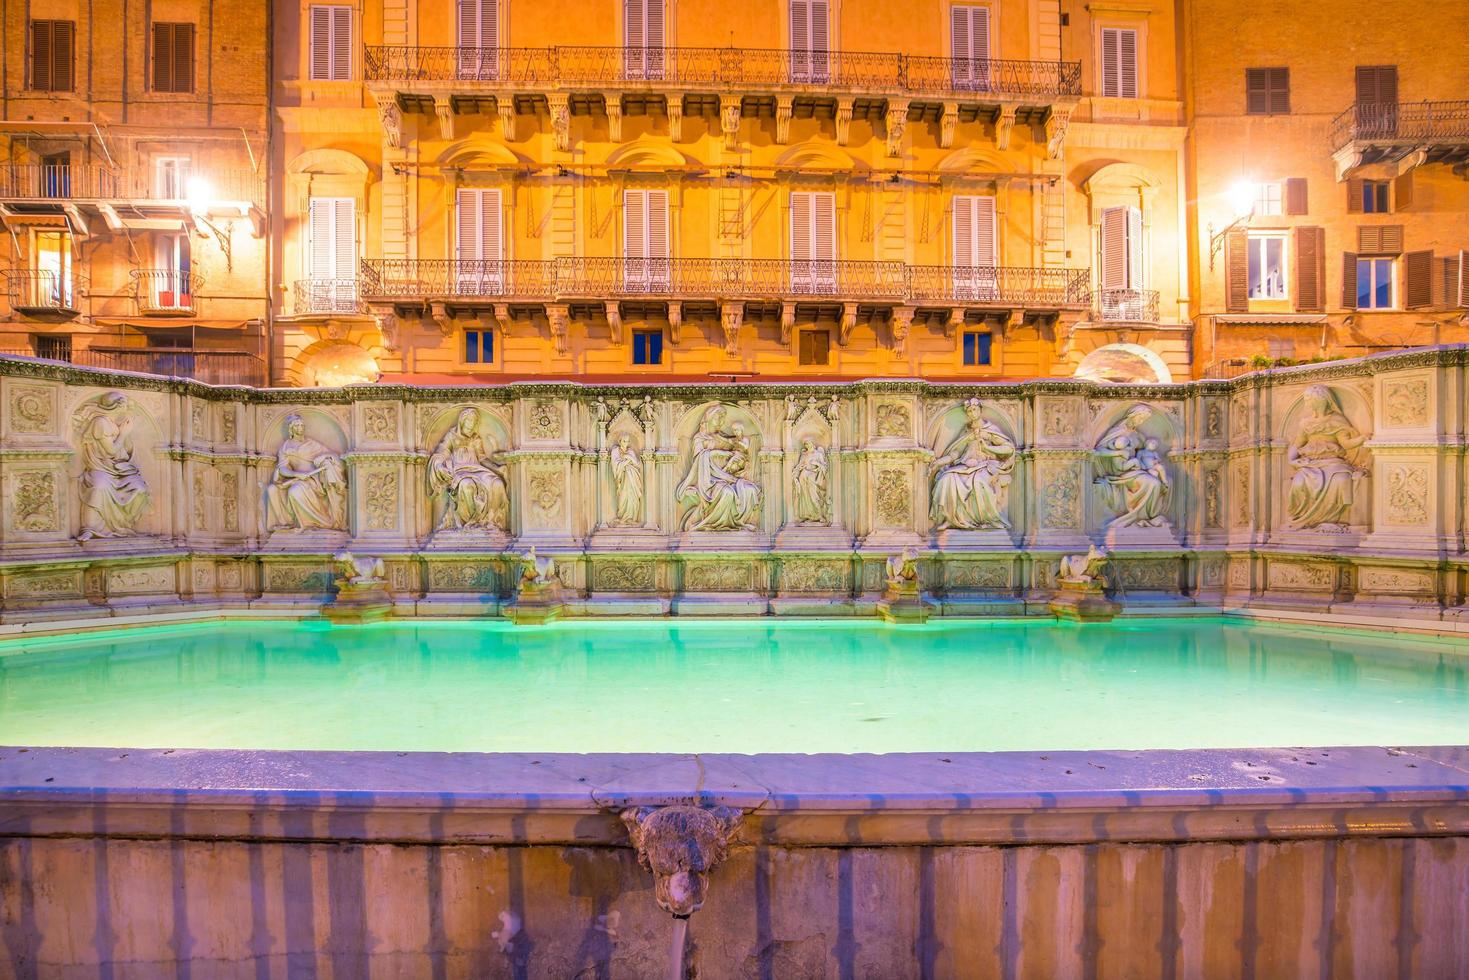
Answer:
[428,408,509,532]
[266,413,348,532]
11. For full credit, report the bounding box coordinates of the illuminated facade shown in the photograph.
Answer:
[272,0,1191,384]
[0,0,270,384]
[1185,0,1469,377]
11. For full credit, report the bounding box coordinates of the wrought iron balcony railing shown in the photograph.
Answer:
[131,269,203,316]
[358,259,1104,310]
[1330,99,1469,152]
[1095,288,1160,324]
[0,165,263,205]
[905,265,1090,307]
[364,45,1083,100]
[4,269,82,314]
[293,278,365,315]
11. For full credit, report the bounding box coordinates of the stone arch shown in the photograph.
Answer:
[423,403,512,454]
[1276,381,1372,441]
[1087,401,1181,450]
[936,146,1015,177]
[924,397,1018,452]
[283,340,382,389]
[1081,162,1164,221]
[603,139,695,170]
[261,406,350,455]
[773,141,862,173]
[436,139,526,170]
[1074,343,1174,385]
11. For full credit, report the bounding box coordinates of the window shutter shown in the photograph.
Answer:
[813,191,835,263]
[647,190,669,260]
[333,199,355,280]
[1119,29,1138,99]
[1459,251,1469,308]
[952,196,975,267]
[1346,179,1363,214]
[974,195,996,267]
[331,6,351,79]
[31,22,53,91]
[1100,206,1127,289]
[1358,224,1403,255]
[308,199,333,278]
[1245,68,1266,114]
[951,6,969,65]
[177,24,195,91]
[810,0,829,81]
[1100,28,1119,98]
[481,188,503,263]
[56,21,73,91]
[1225,230,1248,312]
[1340,252,1358,309]
[790,191,812,263]
[456,189,479,263]
[624,189,648,261]
[310,7,331,80]
[1393,172,1412,212]
[950,6,990,86]
[1294,226,1324,312]
[790,0,808,72]
[1284,177,1307,216]
[1404,250,1433,309]
[626,0,644,48]
[1355,65,1397,104]
[1268,68,1289,113]
[152,24,170,91]
[1125,206,1144,287]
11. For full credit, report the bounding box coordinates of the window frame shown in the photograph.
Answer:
[631,328,664,366]
[1254,182,1283,217]
[150,22,196,93]
[308,5,354,81]
[1356,256,1395,310]
[1246,232,1290,301]
[462,328,495,366]
[1244,67,1290,115]
[27,19,75,92]
[797,328,831,366]
[1361,180,1390,214]
[154,156,192,199]
[1096,24,1141,100]
[961,330,993,367]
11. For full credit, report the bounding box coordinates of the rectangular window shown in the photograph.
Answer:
[952,194,998,299]
[789,0,830,83]
[1247,235,1288,300]
[962,331,993,366]
[33,231,74,309]
[1361,180,1390,213]
[28,20,75,92]
[309,5,353,81]
[1245,67,1289,114]
[151,23,195,92]
[39,151,71,198]
[624,0,665,80]
[34,335,73,361]
[790,190,837,293]
[1267,338,1294,360]
[456,0,498,80]
[455,187,504,294]
[1099,27,1138,99]
[308,196,356,281]
[463,329,494,364]
[1356,257,1393,309]
[950,5,991,91]
[1254,182,1282,217]
[1099,204,1144,289]
[623,188,670,291]
[632,329,664,365]
[154,157,192,199]
[798,329,830,366]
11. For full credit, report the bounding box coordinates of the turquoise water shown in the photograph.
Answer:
[0,618,1466,753]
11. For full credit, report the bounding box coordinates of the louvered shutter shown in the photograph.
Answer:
[790,0,829,83]
[1394,172,1412,212]
[810,0,830,83]
[175,24,195,91]
[951,6,991,90]
[1126,206,1144,287]
[790,191,835,293]
[30,21,74,92]
[1341,252,1358,309]
[623,189,668,291]
[456,188,503,293]
[458,0,497,79]
[1245,68,1267,114]
[1268,68,1289,113]
[1225,230,1248,312]
[647,190,669,288]
[950,195,996,298]
[1359,225,1404,255]
[31,22,52,91]
[331,7,351,79]
[1459,251,1469,308]
[310,7,331,79]
[1346,179,1363,214]
[1294,226,1324,313]
[332,198,355,283]
[1101,28,1138,99]
[952,196,974,295]
[1284,178,1307,216]
[1100,206,1128,290]
[1404,250,1433,309]
[625,0,664,80]
[152,24,169,91]
[1355,66,1397,137]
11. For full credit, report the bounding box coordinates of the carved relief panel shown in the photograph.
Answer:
[6,382,58,436]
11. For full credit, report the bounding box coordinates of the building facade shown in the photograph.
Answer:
[0,0,270,384]
[1184,0,1469,378]
[272,0,1191,385]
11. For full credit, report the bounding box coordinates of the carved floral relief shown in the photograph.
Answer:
[9,385,55,434]
[12,471,59,531]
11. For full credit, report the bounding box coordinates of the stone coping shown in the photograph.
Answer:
[2,745,1466,847]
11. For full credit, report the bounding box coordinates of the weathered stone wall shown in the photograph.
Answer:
[1,346,1465,623]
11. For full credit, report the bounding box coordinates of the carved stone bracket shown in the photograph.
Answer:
[1045,106,1072,161]
[493,303,512,334]
[434,95,455,141]
[667,301,683,345]
[839,302,859,346]
[376,96,403,149]
[940,101,958,149]
[720,101,742,151]
[945,308,963,340]
[668,100,684,142]
[497,100,517,142]
[775,95,794,145]
[430,301,452,336]
[377,312,400,353]
[547,303,570,355]
[605,301,624,345]
[548,94,571,152]
[996,105,1017,151]
[720,301,743,354]
[835,97,854,146]
[606,99,624,143]
[890,306,914,355]
[885,99,909,157]
[622,805,743,917]
[780,301,796,345]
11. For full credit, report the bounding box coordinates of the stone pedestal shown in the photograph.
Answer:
[876,583,933,623]
[323,582,394,624]
[1049,581,1119,621]
[505,583,565,624]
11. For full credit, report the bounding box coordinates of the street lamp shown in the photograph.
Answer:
[1208,180,1257,270]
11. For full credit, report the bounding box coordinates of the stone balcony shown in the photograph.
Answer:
[358,257,1091,349]
[364,45,1081,154]
[1329,99,1469,180]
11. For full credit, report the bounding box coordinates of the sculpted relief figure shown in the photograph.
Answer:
[791,438,829,525]
[1093,405,1172,529]
[1286,384,1369,531]
[677,405,763,532]
[610,434,644,525]
[929,399,1016,531]
[266,413,348,531]
[429,408,510,532]
[76,391,150,540]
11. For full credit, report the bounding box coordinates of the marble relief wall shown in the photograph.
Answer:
[0,347,1465,620]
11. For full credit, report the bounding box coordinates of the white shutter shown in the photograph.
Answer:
[332,198,355,281]
[456,188,503,293]
[624,0,663,79]
[647,189,669,289]
[309,7,331,80]
[951,6,991,90]
[952,195,996,298]
[790,191,813,290]
[308,197,354,280]
[1101,27,1138,98]
[790,0,829,83]
[1125,205,1144,288]
[457,0,499,79]
[1100,206,1128,290]
[809,0,829,83]
[624,189,669,291]
[330,6,351,80]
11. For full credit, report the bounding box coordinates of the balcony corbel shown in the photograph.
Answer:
[779,301,796,345]
[549,95,572,152]
[606,301,624,344]
[720,101,742,152]
[996,106,1017,152]
[835,98,854,147]
[430,301,452,336]
[886,100,909,158]
[494,303,513,334]
[378,312,400,353]
[775,96,794,145]
[498,100,517,142]
[668,301,683,345]
[940,102,958,149]
[839,302,859,345]
[1044,107,1072,161]
[376,96,403,149]
[721,301,744,354]
[62,204,89,240]
[889,305,914,355]
[96,203,123,233]
[547,302,570,354]
[944,308,963,340]
[1394,146,1430,178]
[607,100,624,143]
[669,100,684,143]
[434,96,455,141]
